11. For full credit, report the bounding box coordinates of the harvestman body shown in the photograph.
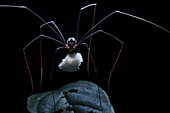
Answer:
[58,37,83,72]
[0,4,169,94]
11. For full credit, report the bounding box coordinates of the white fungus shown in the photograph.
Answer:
[58,52,83,72]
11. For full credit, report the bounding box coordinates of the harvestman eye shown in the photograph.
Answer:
[0,4,169,113]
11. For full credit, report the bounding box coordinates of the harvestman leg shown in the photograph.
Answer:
[78,43,104,112]
[0,5,66,42]
[40,21,66,43]
[78,9,170,93]
[23,35,64,93]
[78,43,97,74]
[50,47,66,79]
[76,3,97,40]
[78,8,169,94]
[76,3,97,75]
[79,30,124,94]
[79,30,122,113]
[78,30,123,113]
[49,46,66,112]
[0,5,67,91]
[79,30,124,112]
[39,21,66,89]
[79,10,170,43]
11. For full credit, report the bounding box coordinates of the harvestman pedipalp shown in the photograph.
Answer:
[0,4,169,96]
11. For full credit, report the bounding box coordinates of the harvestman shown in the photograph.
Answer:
[0,4,169,94]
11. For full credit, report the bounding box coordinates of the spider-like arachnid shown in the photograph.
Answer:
[0,3,169,95]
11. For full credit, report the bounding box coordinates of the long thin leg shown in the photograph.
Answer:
[0,5,66,90]
[0,5,66,44]
[87,5,96,76]
[79,30,124,94]
[78,43,97,74]
[76,3,97,40]
[79,10,170,43]
[50,47,66,79]
[40,21,66,43]
[76,3,97,75]
[50,46,66,112]
[24,34,64,49]
[40,35,43,90]
[39,21,66,89]
[23,34,64,92]
[23,49,34,93]
[101,31,124,94]
[78,43,103,113]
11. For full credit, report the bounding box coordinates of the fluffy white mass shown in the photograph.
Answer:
[58,52,83,72]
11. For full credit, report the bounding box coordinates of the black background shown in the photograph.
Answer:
[0,0,170,113]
